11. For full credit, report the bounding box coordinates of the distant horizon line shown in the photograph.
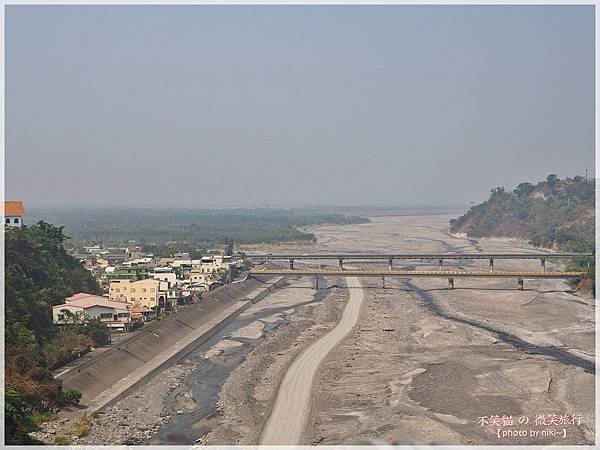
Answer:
[23,203,470,211]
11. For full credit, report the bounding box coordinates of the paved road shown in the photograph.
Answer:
[54,332,137,379]
[260,277,365,445]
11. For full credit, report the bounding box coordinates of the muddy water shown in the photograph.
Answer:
[144,278,329,445]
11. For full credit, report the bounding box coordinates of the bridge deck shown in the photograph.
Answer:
[249,269,584,278]
[245,253,591,260]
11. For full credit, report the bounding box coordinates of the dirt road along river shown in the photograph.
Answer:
[260,277,365,444]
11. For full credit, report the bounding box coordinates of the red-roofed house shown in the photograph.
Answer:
[131,306,157,322]
[4,201,25,227]
[53,292,133,331]
[65,292,93,302]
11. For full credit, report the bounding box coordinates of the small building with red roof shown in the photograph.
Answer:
[4,201,25,227]
[53,292,133,331]
[131,306,157,322]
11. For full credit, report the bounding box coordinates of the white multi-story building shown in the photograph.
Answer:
[150,267,177,288]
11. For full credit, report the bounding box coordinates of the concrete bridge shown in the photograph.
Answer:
[249,268,586,290]
[245,252,592,272]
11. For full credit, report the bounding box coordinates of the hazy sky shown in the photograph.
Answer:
[6,5,595,207]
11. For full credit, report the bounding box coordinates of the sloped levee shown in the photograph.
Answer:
[60,276,280,409]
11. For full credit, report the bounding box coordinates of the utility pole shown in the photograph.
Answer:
[77,335,82,373]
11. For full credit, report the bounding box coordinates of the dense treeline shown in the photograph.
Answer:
[450,175,595,289]
[5,222,108,444]
[27,207,369,250]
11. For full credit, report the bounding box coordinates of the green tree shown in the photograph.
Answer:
[449,176,594,290]
[514,182,535,199]
[4,221,104,443]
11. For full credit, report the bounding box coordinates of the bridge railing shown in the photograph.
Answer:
[242,252,593,272]
[247,267,585,291]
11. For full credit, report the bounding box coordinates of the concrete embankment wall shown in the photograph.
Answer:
[60,276,284,411]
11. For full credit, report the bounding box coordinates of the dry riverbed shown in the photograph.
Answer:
[201,277,347,444]
[32,214,595,445]
[309,278,594,445]
[235,215,595,445]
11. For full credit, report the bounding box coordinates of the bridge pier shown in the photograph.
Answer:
[314,274,319,290]
[489,258,494,272]
[540,258,546,272]
[438,259,443,270]
[289,259,294,270]
[338,258,344,270]
[389,258,393,271]
[448,277,454,290]
[517,277,524,291]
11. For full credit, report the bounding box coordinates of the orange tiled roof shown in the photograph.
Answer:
[4,201,25,216]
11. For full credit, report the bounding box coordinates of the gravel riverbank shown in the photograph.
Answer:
[31,362,196,445]
[202,278,347,445]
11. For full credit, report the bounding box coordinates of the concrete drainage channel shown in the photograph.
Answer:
[96,276,286,412]
[61,276,285,414]
[146,276,331,445]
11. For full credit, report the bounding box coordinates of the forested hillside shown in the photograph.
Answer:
[5,222,107,444]
[450,175,594,250]
[450,175,594,289]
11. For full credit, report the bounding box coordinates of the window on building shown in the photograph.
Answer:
[142,288,147,292]
[14,218,19,224]
[131,288,136,293]
[117,313,129,318]
[5,218,9,224]
[58,314,65,321]
[100,313,112,319]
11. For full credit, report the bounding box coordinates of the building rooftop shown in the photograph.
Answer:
[66,292,98,302]
[60,292,131,310]
[4,201,25,216]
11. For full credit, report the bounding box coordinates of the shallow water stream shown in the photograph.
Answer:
[145,278,329,444]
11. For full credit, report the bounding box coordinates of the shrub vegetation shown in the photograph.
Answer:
[450,175,595,291]
[5,222,104,444]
